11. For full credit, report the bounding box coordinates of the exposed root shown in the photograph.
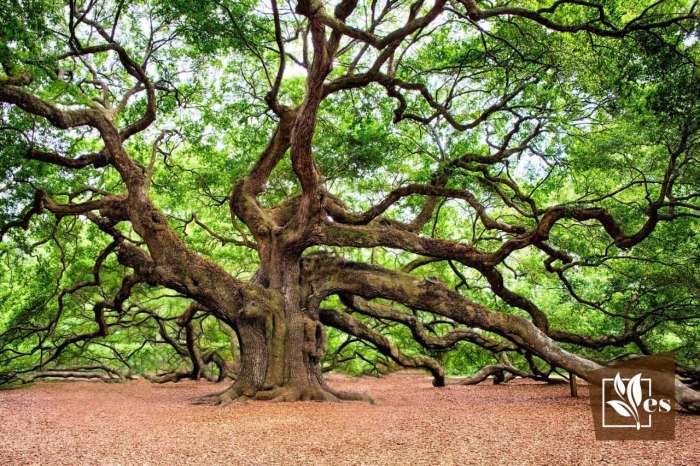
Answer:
[322,384,374,403]
[191,382,373,405]
[253,386,335,402]
[191,386,245,406]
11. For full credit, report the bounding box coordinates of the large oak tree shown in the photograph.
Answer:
[1,0,699,410]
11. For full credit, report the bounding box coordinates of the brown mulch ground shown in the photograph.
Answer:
[0,372,698,465]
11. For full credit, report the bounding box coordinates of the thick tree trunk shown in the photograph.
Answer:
[195,251,369,405]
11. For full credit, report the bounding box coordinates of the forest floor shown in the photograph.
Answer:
[0,371,698,465]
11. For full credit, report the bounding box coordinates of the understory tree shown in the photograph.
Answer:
[1,0,699,410]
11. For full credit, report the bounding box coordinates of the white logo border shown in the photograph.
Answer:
[601,373,653,429]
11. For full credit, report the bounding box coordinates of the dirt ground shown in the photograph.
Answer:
[0,372,698,465]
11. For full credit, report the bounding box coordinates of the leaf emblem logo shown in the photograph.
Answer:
[606,372,644,430]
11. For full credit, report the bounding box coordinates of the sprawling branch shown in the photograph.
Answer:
[459,0,698,37]
[304,255,700,411]
[26,148,109,169]
[319,307,445,386]
[0,83,100,129]
[342,295,516,352]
